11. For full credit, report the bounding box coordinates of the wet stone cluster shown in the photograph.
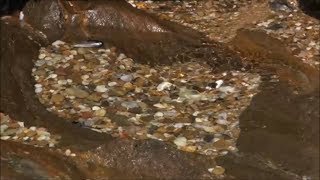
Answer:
[254,3,320,66]
[32,41,261,160]
[127,0,320,67]
[0,113,60,147]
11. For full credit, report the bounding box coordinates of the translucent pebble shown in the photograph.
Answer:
[95,85,108,93]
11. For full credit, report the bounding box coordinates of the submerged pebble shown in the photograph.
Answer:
[32,42,261,162]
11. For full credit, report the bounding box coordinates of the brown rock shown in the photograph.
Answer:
[55,67,68,76]
[51,94,65,104]
[212,139,232,150]
[88,93,102,102]
[81,111,93,119]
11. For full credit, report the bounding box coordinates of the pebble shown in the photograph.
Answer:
[65,149,71,156]
[108,82,117,87]
[157,82,173,91]
[95,85,108,93]
[174,137,187,147]
[215,80,224,88]
[120,74,134,82]
[38,54,46,59]
[51,94,65,104]
[212,166,225,175]
[94,109,106,117]
[52,40,65,47]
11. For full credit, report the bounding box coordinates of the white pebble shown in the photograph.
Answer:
[157,82,173,91]
[38,54,46,59]
[35,87,43,93]
[174,137,187,147]
[1,136,10,140]
[48,74,58,79]
[65,149,71,156]
[154,112,164,117]
[215,80,223,88]
[29,126,37,131]
[58,80,68,85]
[81,75,89,80]
[108,82,117,87]
[52,40,66,47]
[34,84,42,88]
[92,106,101,111]
[95,85,108,93]
[17,122,24,127]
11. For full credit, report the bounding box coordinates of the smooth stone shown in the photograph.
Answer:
[51,94,65,104]
[121,101,139,109]
[154,112,164,118]
[120,74,134,82]
[95,85,108,93]
[77,48,87,55]
[174,136,187,147]
[52,40,65,47]
[65,149,71,156]
[218,86,236,93]
[88,93,102,102]
[215,80,224,88]
[92,106,101,111]
[157,82,173,91]
[65,87,89,98]
[181,146,197,152]
[123,82,134,91]
[108,88,127,96]
[108,82,117,87]
[38,54,46,59]
[94,109,106,117]
[212,166,225,175]
[35,87,43,93]
[1,136,10,140]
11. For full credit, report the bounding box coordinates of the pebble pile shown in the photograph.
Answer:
[127,0,319,67]
[0,113,60,147]
[254,2,320,66]
[32,41,261,161]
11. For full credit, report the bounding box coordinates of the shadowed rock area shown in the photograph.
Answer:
[0,0,319,179]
